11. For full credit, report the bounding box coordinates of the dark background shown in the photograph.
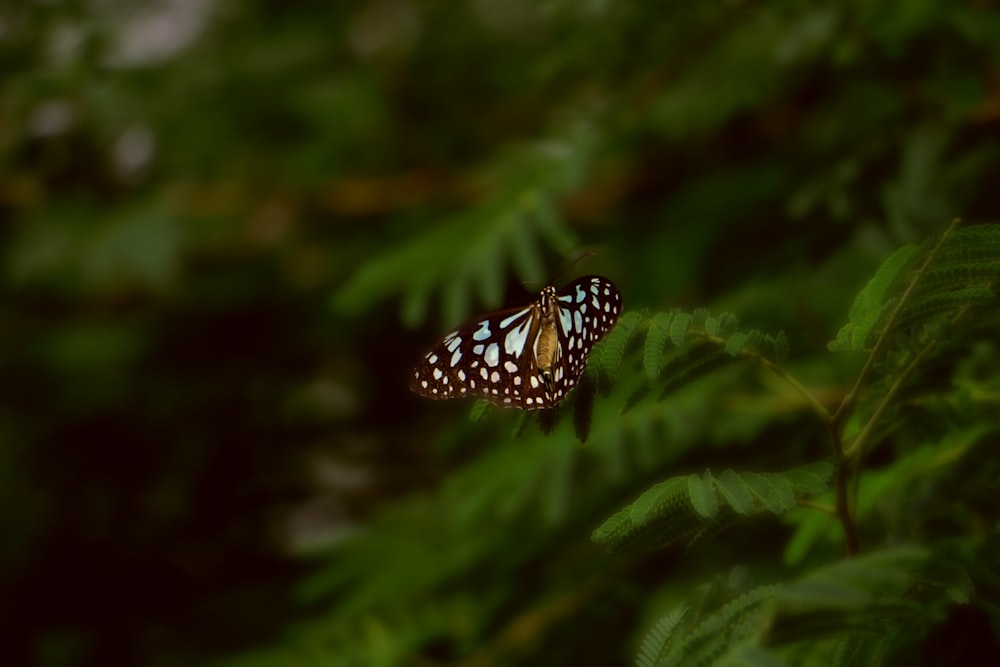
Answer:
[2,1,999,665]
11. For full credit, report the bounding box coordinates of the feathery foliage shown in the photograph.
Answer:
[593,462,834,553]
[7,2,1000,666]
[830,223,1000,353]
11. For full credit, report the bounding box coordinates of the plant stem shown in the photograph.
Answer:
[757,356,833,425]
[828,219,962,556]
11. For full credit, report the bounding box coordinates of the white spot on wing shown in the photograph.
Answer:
[480,367,488,380]
[491,371,500,383]
[504,318,531,357]
[473,321,492,341]
[458,369,466,381]
[428,354,438,364]
[558,307,572,337]
[499,308,530,330]
[504,360,518,373]
[450,349,462,366]
[485,343,500,367]
[433,368,442,380]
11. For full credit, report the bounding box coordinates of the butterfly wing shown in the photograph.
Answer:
[410,303,553,408]
[546,275,623,400]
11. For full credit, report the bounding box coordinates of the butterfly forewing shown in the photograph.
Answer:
[411,275,622,410]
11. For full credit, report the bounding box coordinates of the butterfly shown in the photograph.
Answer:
[410,275,622,410]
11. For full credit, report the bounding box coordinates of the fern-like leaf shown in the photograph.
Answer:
[635,586,783,667]
[829,223,1000,352]
[624,309,788,415]
[714,469,756,514]
[592,463,835,552]
[643,312,675,380]
[765,546,928,646]
[669,311,693,347]
[829,243,922,352]
[335,123,601,325]
[635,606,690,667]
[689,471,720,518]
[593,310,643,390]
[663,585,782,667]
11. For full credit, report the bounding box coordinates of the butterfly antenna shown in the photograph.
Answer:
[521,250,598,291]
[551,250,598,285]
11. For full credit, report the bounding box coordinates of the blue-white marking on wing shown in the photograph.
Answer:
[504,317,532,357]
[575,285,586,303]
[557,294,573,303]
[473,321,492,341]
[446,336,462,352]
[558,306,573,337]
[484,343,500,367]
[574,310,582,333]
[499,308,530,330]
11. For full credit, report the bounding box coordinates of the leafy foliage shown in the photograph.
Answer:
[592,462,834,553]
[5,2,1000,667]
[637,584,782,667]
[830,223,1000,353]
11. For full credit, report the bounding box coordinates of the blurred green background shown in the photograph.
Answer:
[3,1,999,666]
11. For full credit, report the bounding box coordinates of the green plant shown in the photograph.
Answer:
[590,221,1000,665]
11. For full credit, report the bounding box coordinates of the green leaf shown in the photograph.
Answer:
[829,243,921,351]
[688,471,719,519]
[644,312,674,380]
[669,312,692,347]
[635,607,689,667]
[715,469,756,515]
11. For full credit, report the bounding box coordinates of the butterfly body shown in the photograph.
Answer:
[410,276,621,410]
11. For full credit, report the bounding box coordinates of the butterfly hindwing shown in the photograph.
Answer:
[548,275,622,400]
[411,275,622,410]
